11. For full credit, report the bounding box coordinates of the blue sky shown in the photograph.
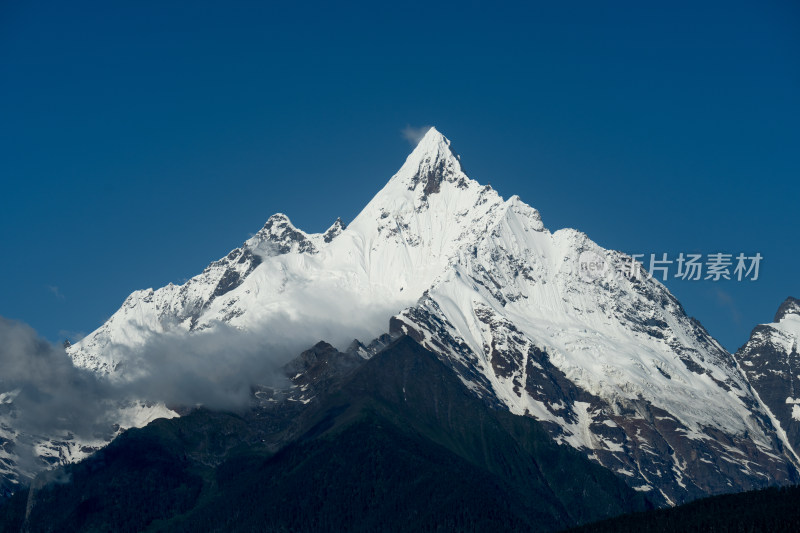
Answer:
[1,0,797,351]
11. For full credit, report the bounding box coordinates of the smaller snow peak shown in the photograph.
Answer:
[124,288,154,306]
[246,213,317,255]
[267,213,291,224]
[323,217,346,243]
[504,195,545,232]
[775,297,800,323]
[253,213,298,239]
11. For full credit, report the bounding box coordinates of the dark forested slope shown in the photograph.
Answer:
[0,337,649,532]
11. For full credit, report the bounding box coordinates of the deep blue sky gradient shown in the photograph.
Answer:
[1,0,798,351]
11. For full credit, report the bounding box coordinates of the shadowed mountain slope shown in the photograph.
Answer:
[0,337,649,533]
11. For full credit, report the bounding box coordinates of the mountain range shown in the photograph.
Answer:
[1,128,797,528]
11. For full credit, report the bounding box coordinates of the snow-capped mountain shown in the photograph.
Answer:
[60,128,796,505]
[734,297,800,462]
[68,129,505,375]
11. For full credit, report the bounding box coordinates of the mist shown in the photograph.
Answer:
[0,318,117,439]
[111,291,400,408]
[0,292,397,479]
[402,124,432,145]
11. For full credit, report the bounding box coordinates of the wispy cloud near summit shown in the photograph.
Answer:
[401,125,432,145]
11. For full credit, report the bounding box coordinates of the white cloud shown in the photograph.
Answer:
[401,124,432,145]
[46,285,65,301]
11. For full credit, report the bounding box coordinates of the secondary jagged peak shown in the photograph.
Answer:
[323,217,346,243]
[775,296,800,323]
[504,194,546,232]
[245,213,317,255]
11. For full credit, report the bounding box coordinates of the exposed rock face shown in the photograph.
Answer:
[281,341,363,404]
[392,295,796,506]
[734,297,800,466]
[247,213,319,255]
[404,128,468,199]
[322,218,346,243]
[775,297,800,323]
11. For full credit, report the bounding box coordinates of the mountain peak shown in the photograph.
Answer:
[774,296,800,322]
[245,213,317,255]
[323,217,346,243]
[395,127,467,197]
[414,125,446,147]
[408,126,454,163]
